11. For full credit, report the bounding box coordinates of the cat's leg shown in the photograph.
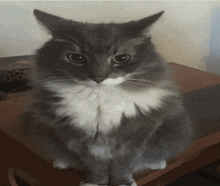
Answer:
[110,153,166,185]
[110,156,137,186]
[31,134,84,170]
[110,173,137,186]
[43,139,85,170]
[82,158,110,186]
[83,171,109,186]
[21,113,84,170]
[132,112,193,173]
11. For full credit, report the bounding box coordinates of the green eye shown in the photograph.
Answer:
[113,54,130,64]
[68,53,87,64]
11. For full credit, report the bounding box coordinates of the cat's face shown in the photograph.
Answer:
[34,10,166,90]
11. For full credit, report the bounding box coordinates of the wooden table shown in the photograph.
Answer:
[1,62,220,186]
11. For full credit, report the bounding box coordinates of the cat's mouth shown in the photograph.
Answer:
[85,77,125,87]
[100,77,125,86]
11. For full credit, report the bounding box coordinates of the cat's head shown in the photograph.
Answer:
[34,9,167,90]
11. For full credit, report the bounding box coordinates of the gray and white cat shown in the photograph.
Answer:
[21,10,193,186]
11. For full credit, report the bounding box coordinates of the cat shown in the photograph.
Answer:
[21,9,193,186]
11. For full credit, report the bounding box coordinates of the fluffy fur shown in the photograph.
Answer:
[21,9,193,186]
[44,81,177,136]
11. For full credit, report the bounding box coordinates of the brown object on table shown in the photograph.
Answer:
[1,62,220,186]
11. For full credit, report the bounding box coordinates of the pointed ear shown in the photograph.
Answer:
[33,9,69,33]
[125,11,165,37]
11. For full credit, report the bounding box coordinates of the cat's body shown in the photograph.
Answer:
[21,10,193,186]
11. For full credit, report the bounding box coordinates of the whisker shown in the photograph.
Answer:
[60,33,79,45]
[121,83,144,89]
[129,71,147,76]
[51,39,77,46]
[46,25,79,45]
[30,78,78,87]
[55,32,79,45]
[126,78,153,82]
[125,78,154,84]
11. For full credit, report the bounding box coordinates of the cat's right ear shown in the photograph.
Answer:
[124,11,165,38]
[33,9,68,33]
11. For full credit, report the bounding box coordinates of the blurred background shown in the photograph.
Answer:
[0,1,220,74]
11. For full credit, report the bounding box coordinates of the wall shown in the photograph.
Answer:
[207,6,220,74]
[0,1,220,72]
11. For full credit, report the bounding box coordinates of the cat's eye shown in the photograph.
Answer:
[113,54,130,65]
[67,53,87,65]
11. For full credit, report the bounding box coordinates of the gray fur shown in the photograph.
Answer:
[21,10,193,186]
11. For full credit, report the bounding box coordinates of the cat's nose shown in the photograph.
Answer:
[92,77,105,83]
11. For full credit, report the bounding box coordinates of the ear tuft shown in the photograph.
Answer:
[33,9,67,32]
[124,11,165,37]
[138,11,164,29]
[138,11,165,37]
[33,9,44,19]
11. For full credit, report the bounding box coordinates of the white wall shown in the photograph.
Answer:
[207,6,220,74]
[0,1,220,71]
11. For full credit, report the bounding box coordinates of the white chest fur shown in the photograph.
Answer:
[44,81,174,136]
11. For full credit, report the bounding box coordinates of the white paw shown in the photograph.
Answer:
[117,179,137,186]
[145,160,167,170]
[118,182,137,186]
[79,181,99,186]
[117,182,137,186]
[131,182,137,186]
[53,160,69,169]
[158,160,167,169]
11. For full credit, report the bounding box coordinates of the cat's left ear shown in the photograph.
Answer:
[125,11,165,37]
[33,9,71,33]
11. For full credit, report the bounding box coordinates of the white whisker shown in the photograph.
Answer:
[51,39,77,46]
[129,71,147,76]
[126,78,153,83]
[61,33,79,45]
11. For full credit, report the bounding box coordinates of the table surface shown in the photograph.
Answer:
[1,62,220,186]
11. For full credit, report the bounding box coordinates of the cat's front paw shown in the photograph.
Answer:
[53,159,69,169]
[145,160,167,170]
[79,181,108,186]
[131,182,137,186]
[117,182,137,186]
